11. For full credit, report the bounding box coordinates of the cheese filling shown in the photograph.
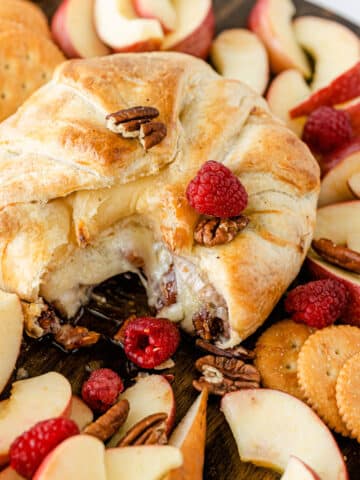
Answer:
[40,221,229,340]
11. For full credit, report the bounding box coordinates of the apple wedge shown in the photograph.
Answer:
[221,389,348,479]
[266,69,310,136]
[133,0,177,33]
[105,446,182,480]
[69,395,94,431]
[94,0,163,52]
[108,374,175,447]
[167,389,208,480]
[34,435,106,480]
[210,29,269,95]
[294,16,360,92]
[307,200,360,326]
[0,291,23,395]
[281,456,320,480]
[51,0,110,58]
[0,468,24,480]
[319,140,360,206]
[161,0,215,59]
[0,372,72,466]
[248,0,310,77]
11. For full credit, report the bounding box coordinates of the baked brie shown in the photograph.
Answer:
[0,52,319,347]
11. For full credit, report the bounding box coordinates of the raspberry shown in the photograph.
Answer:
[284,279,348,328]
[124,317,180,369]
[10,418,79,479]
[81,368,124,413]
[302,106,352,154]
[186,160,248,218]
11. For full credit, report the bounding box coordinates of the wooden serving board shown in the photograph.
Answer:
[16,1,360,479]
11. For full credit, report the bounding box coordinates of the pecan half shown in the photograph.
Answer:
[54,325,101,351]
[195,339,255,361]
[84,400,129,441]
[106,106,166,149]
[312,238,360,274]
[116,412,168,447]
[194,215,249,247]
[193,355,260,396]
[193,306,224,342]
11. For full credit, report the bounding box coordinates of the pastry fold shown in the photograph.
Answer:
[0,53,319,346]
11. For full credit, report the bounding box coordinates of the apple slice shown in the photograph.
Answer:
[210,29,269,95]
[161,0,215,59]
[34,435,106,480]
[294,16,360,92]
[221,389,348,479]
[248,0,310,77]
[133,0,177,33]
[94,0,163,52]
[319,140,360,206]
[108,374,175,447]
[307,200,360,326]
[0,291,23,395]
[51,0,110,58]
[0,372,72,466]
[69,395,94,431]
[167,389,208,480]
[0,468,24,480]
[266,69,310,136]
[281,456,320,480]
[105,446,182,480]
[291,62,360,118]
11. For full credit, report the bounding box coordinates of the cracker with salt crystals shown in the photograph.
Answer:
[0,21,64,122]
[298,325,360,436]
[254,319,314,400]
[336,352,360,442]
[0,0,50,38]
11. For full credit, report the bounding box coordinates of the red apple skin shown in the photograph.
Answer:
[51,0,81,58]
[165,7,215,59]
[320,138,360,176]
[307,254,360,327]
[113,38,162,53]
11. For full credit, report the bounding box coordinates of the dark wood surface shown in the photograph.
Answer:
[18,1,359,478]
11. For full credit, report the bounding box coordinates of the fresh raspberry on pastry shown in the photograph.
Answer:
[0,52,319,347]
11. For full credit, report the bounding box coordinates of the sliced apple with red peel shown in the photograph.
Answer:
[51,0,110,58]
[105,446,182,479]
[161,0,215,59]
[108,374,175,447]
[210,29,269,95]
[34,435,106,480]
[69,395,94,431]
[248,0,310,77]
[0,291,23,395]
[307,200,360,326]
[319,140,360,206]
[94,0,163,52]
[281,456,320,480]
[0,468,24,480]
[0,372,72,466]
[266,69,310,136]
[133,0,177,33]
[294,16,360,92]
[221,389,348,479]
[167,389,208,480]
[291,62,360,118]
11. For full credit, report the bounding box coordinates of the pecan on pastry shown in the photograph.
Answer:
[0,52,319,347]
[194,215,249,247]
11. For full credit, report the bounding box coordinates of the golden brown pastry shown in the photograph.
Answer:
[0,52,320,347]
[0,0,50,38]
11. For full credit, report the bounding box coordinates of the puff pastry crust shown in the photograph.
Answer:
[0,52,320,346]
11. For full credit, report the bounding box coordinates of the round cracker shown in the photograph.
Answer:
[298,325,360,435]
[254,319,314,400]
[0,23,64,121]
[336,352,360,442]
[0,0,50,38]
